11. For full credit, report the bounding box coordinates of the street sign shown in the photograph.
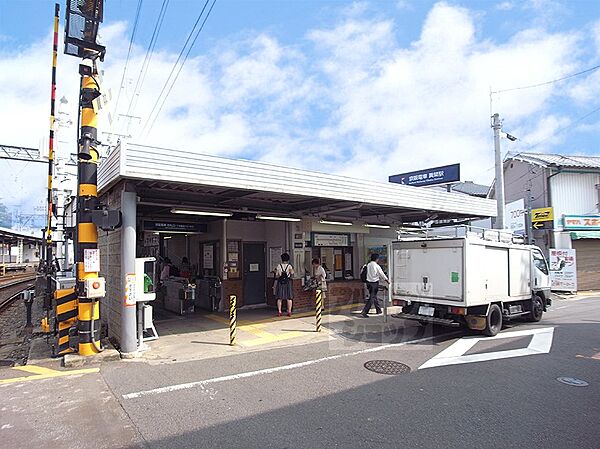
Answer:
[506,199,526,234]
[532,221,550,230]
[389,163,460,187]
[531,207,554,223]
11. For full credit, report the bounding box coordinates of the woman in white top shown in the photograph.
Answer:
[312,258,327,298]
[275,253,294,317]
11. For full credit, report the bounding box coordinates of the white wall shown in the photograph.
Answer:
[551,172,600,230]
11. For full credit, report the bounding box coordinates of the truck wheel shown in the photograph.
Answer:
[527,295,544,322]
[483,304,502,337]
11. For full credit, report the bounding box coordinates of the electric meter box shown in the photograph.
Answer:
[135,257,156,302]
[84,277,106,298]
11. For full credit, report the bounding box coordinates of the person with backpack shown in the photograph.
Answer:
[360,253,389,318]
[275,253,295,317]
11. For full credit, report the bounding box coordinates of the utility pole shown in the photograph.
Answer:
[491,113,505,229]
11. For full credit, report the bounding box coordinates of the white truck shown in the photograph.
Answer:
[390,227,551,336]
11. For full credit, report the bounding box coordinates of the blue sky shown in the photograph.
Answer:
[0,0,599,228]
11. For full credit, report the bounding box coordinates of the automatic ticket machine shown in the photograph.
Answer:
[135,257,158,343]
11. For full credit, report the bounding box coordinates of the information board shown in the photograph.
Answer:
[549,248,577,292]
[389,163,460,187]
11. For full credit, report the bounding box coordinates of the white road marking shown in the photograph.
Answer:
[122,332,460,399]
[419,327,554,369]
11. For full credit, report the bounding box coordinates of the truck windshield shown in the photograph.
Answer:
[532,250,549,275]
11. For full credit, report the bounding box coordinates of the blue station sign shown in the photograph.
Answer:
[389,163,460,187]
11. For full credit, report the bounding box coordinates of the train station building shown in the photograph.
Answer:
[96,142,496,354]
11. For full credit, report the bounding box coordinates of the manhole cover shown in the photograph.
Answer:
[556,377,589,387]
[364,360,411,375]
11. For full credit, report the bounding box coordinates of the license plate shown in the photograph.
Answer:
[418,306,435,317]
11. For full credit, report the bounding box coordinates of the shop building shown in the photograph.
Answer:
[96,142,496,353]
[504,152,600,290]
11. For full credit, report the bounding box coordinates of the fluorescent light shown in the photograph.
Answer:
[319,220,353,226]
[364,224,391,229]
[171,208,232,217]
[256,215,301,222]
[163,236,172,240]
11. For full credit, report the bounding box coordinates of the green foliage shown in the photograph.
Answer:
[0,202,12,228]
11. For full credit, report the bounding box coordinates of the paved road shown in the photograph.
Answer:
[2,296,599,448]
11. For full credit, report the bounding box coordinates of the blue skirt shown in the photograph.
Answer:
[275,280,294,300]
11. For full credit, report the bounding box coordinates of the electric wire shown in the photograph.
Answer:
[526,104,600,150]
[492,64,600,94]
[139,0,211,136]
[142,0,217,137]
[110,0,144,135]
[125,0,170,133]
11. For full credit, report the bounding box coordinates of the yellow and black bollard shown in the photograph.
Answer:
[315,289,323,332]
[229,295,237,345]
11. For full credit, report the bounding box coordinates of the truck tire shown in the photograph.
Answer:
[527,295,544,322]
[483,304,502,337]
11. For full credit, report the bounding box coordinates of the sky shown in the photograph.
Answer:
[0,0,599,228]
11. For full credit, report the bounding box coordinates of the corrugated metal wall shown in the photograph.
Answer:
[551,172,599,229]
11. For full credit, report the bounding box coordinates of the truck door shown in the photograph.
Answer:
[531,248,550,290]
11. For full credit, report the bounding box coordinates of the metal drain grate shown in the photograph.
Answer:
[364,360,411,375]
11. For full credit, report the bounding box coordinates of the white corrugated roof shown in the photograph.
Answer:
[98,142,497,218]
[507,152,600,169]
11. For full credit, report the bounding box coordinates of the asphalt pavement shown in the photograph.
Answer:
[2,295,599,449]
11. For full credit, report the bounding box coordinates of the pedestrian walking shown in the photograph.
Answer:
[275,253,295,317]
[360,253,389,317]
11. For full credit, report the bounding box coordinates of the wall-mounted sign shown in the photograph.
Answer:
[312,233,350,247]
[203,244,214,269]
[549,249,577,292]
[389,163,460,187]
[563,215,600,230]
[531,207,554,223]
[506,199,526,234]
[143,232,159,247]
[83,248,100,272]
[144,221,207,233]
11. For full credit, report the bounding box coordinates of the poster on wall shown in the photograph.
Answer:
[549,249,577,292]
[203,244,214,270]
[269,247,283,273]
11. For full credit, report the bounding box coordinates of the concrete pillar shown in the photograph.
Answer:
[120,188,138,354]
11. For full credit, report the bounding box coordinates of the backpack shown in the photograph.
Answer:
[360,264,368,283]
[278,264,290,285]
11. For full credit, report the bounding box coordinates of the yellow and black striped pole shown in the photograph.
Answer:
[229,295,237,345]
[315,289,323,332]
[76,64,102,356]
[42,3,60,324]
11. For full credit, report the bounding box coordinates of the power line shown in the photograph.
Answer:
[146,0,217,136]
[141,0,217,137]
[110,0,144,135]
[125,0,170,133]
[492,64,600,94]
[527,104,600,150]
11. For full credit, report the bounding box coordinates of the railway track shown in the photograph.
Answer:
[0,275,36,313]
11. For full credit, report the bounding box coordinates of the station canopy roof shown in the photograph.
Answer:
[0,226,43,244]
[98,142,496,224]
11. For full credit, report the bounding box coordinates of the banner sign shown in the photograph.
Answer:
[389,163,460,187]
[506,199,526,234]
[312,233,350,247]
[563,215,600,230]
[143,221,207,233]
[531,207,554,223]
[549,248,577,292]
